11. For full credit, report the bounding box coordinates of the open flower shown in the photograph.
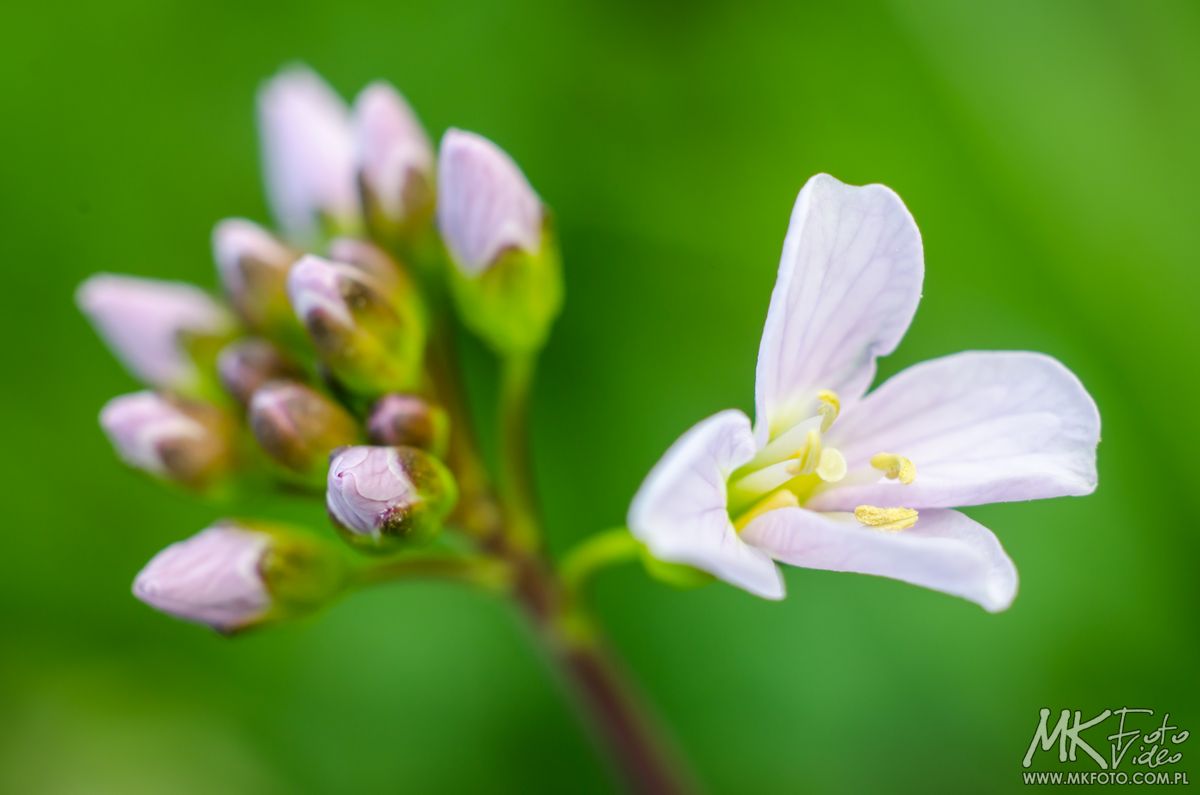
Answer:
[629,174,1100,611]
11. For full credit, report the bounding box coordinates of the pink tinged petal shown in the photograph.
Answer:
[628,410,785,599]
[326,446,417,536]
[754,174,924,442]
[257,66,359,242]
[132,523,272,631]
[100,391,206,475]
[286,255,354,326]
[76,274,232,389]
[812,352,1101,511]
[742,508,1017,612]
[436,129,542,275]
[212,218,294,296]
[353,82,434,220]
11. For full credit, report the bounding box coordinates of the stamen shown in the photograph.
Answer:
[733,489,800,532]
[788,429,823,475]
[816,448,846,482]
[870,452,916,485]
[816,390,840,432]
[853,505,918,531]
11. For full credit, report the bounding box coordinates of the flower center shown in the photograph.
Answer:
[727,390,921,533]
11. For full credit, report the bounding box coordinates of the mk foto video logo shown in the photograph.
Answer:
[1022,708,1190,786]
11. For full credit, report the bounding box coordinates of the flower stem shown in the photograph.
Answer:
[503,549,694,795]
[498,351,540,551]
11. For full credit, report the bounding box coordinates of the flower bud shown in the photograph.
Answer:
[216,339,303,405]
[77,274,234,392]
[366,394,449,456]
[212,218,298,333]
[257,65,360,244]
[249,381,358,481]
[326,446,457,549]
[353,82,435,248]
[287,254,425,395]
[327,237,404,291]
[100,391,233,488]
[436,129,562,353]
[132,520,346,633]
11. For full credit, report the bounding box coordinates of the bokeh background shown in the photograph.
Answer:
[2,1,1198,792]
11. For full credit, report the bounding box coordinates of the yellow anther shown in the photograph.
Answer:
[870,452,916,485]
[816,390,840,432]
[853,505,919,531]
[816,447,846,482]
[733,489,800,532]
[789,429,823,475]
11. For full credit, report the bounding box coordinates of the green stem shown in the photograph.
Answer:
[498,351,540,551]
[560,527,642,597]
[351,553,511,592]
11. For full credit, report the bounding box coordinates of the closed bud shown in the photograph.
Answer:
[212,218,298,333]
[366,394,449,456]
[287,254,425,395]
[326,446,457,550]
[77,274,234,392]
[133,520,346,633]
[216,339,303,405]
[327,237,404,291]
[437,129,562,353]
[353,82,435,249]
[258,65,360,244]
[100,391,234,488]
[249,381,358,481]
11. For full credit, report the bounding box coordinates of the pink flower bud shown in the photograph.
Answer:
[326,446,456,547]
[248,381,358,480]
[216,339,303,405]
[77,274,233,390]
[353,82,434,228]
[436,129,543,275]
[287,255,425,394]
[257,65,359,243]
[133,523,272,632]
[132,520,346,633]
[366,394,449,456]
[212,218,297,330]
[100,391,232,487]
[327,237,402,291]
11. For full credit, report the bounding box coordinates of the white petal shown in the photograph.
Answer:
[812,351,1100,510]
[754,174,924,442]
[742,507,1017,612]
[76,274,232,389]
[628,410,784,599]
[436,129,542,275]
[257,66,359,242]
[353,82,433,221]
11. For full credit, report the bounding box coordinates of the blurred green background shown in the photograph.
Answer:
[2,0,1198,792]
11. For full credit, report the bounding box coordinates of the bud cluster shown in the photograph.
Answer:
[78,63,564,631]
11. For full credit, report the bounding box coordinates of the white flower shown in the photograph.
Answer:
[629,174,1100,611]
[257,65,359,243]
[436,129,542,275]
[77,274,232,390]
[133,522,272,632]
